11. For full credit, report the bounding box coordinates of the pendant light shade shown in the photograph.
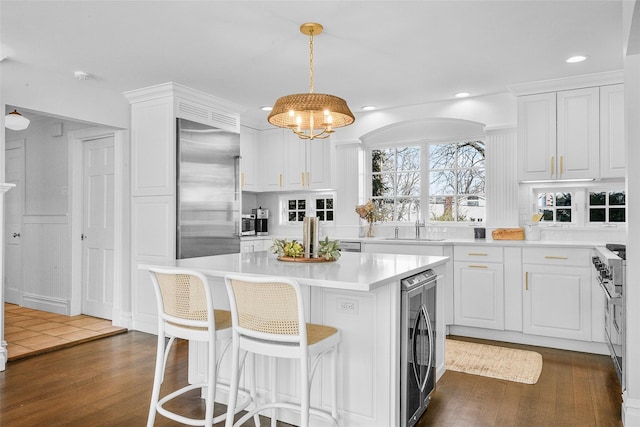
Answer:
[5,110,30,131]
[267,23,354,140]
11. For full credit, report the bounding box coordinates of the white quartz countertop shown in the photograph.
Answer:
[350,237,606,249]
[139,251,449,292]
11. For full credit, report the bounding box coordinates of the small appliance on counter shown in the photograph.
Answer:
[241,214,256,236]
[253,207,269,236]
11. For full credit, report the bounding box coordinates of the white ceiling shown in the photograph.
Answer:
[1,1,624,126]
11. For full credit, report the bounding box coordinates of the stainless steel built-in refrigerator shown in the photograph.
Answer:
[176,118,241,258]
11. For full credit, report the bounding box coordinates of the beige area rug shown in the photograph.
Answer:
[445,339,543,384]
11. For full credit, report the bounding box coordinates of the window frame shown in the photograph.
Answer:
[279,192,337,225]
[365,138,487,225]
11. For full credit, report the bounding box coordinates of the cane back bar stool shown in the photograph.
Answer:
[224,274,341,427]
[147,268,254,427]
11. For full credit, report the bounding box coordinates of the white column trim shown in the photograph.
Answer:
[0,183,16,372]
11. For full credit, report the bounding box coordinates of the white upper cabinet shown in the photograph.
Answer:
[516,79,624,181]
[240,126,259,191]
[255,129,333,192]
[556,87,600,179]
[517,92,557,181]
[518,88,599,181]
[599,84,625,178]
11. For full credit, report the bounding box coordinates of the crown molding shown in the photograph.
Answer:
[507,70,624,96]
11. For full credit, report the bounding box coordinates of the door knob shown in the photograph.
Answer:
[81,234,87,240]
[12,232,20,238]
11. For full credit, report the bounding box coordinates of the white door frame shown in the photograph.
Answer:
[69,128,128,327]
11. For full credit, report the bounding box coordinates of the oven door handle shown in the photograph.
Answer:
[598,280,622,306]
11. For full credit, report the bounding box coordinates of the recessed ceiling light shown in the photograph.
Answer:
[566,55,588,63]
[455,92,470,98]
[260,106,273,111]
[74,70,90,80]
[361,105,376,111]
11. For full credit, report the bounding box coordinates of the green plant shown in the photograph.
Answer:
[270,238,304,257]
[318,237,341,260]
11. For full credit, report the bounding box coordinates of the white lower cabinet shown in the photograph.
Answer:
[522,248,592,341]
[453,246,504,330]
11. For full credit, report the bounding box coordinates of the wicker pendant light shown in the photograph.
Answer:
[268,23,354,140]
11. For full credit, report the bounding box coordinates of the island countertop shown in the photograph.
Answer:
[139,251,449,292]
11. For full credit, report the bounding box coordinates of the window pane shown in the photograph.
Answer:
[458,196,485,222]
[298,200,306,210]
[589,208,606,222]
[372,148,394,173]
[326,198,333,209]
[557,208,572,222]
[289,212,296,221]
[396,198,420,221]
[429,144,457,170]
[429,196,455,221]
[288,200,296,210]
[556,193,571,206]
[316,199,325,209]
[430,170,456,194]
[538,193,554,208]
[609,191,626,205]
[542,209,554,221]
[457,141,485,169]
[372,173,395,197]
[396,147,420,171]
[590,192,606,206]
[457,169,485,194]
[297,211,305,221]
[397,172,420,196]
[610,208,626,222]
[317,211,325,221]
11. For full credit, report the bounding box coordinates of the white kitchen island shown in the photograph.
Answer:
[140,251,449,427]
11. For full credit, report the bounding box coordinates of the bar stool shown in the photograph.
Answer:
[224,274,341,427]
[147,268,255,427]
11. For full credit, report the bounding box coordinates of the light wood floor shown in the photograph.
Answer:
[4,303,126,360]
[0,331,623,426]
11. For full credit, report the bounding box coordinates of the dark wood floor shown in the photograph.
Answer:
[420,336,623,427]
[0,331,622,426]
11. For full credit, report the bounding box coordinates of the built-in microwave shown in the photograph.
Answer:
[241,214,256,236]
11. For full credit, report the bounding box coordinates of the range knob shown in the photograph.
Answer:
[600,269,609,279]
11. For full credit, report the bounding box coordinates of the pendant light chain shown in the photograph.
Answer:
[308,30,314,94]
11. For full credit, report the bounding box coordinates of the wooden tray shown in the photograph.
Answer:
[277,256,336,263]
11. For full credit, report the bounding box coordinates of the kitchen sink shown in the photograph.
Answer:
[382,237,445,242]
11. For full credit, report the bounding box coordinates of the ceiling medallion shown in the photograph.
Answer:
[267,22,355,140]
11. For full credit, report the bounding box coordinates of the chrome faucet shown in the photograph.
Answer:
[415,219,425,239]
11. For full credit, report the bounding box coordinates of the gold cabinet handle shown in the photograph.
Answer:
[525,272,529,291]
[241,172,245,188]
[560,155,564,174]
[301,172,304,186]
[551,156,555,176]
[279,174,282,188]
[468,265,488,269]
[306,171,310,186]
[544,255,568,260]
[468,252,488,256]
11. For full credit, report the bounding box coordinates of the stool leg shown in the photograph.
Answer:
[251,353,261,427]
[301,355,310,427]
[205,338,216,427]
[331,346,338,422]
[270,357,277,427]
[147,327,166,427]
[225,335,241,427]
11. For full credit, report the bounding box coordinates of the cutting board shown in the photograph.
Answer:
[491,227,525,240]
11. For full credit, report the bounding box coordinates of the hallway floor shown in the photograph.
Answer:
[4,303,127,361]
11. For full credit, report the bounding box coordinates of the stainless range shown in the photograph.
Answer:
[592,244,625,390]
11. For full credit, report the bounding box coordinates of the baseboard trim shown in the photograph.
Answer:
[623,392,640,426]
[22,294,69,315]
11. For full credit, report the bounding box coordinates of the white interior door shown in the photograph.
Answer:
[82,136,115,319]
[4,140,24,305]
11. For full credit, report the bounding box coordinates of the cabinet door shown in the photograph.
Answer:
[282,132,306,190]
[307,139,332,189]
[517,92,556,181]
[454,262,504,330]
[259,129,284,191]
[599,84,625,178]
[556,87,600,179]
[240,126,259,191]
[522,265,591,341]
